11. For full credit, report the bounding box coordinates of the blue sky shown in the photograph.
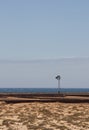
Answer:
[0,1,89,88]
[0,0,89,60]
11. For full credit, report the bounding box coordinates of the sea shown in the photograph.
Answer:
[0,88,89,93]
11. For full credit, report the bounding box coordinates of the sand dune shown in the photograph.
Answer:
[0,101,89,130]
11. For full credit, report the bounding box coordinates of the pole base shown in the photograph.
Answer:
[58,91,60,94]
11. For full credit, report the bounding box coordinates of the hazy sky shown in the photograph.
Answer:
[0,1,89,88]
[0,58,89,88]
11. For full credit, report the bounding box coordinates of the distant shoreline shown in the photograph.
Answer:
[0,93,89,103]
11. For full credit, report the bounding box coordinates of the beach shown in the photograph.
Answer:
[0,101,89,130]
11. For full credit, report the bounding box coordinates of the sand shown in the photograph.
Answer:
[0,101,89,130]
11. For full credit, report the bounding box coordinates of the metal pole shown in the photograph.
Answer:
[58,79,60,93]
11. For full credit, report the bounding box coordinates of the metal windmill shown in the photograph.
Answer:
[55,75,61,93]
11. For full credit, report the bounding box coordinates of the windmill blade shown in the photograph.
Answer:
[55,75,61,80]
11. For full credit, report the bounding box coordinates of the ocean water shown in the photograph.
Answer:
[0,88,89,93]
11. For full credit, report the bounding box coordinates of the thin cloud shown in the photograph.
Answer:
[0,57,89,64]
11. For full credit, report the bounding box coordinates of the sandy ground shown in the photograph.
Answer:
[0,101,89,130]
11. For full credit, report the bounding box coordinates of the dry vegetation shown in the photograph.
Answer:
[0,101,89,130]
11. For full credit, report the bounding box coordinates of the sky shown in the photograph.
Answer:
[0,0,89,88]
[0,58,89,88]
